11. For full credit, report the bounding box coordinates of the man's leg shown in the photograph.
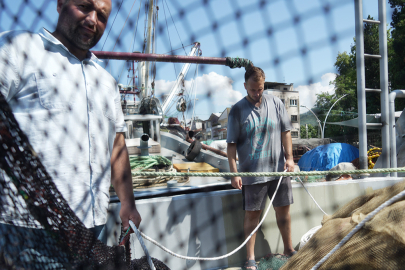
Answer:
[244,210,262,268]
[274,205,295,255]
[242,182,269,269]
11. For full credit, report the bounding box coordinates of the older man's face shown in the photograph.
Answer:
[56,0,112,50]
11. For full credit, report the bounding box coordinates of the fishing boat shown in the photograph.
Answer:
[89,1,405,269]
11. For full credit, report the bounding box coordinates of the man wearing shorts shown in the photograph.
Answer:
[226,66,295,269]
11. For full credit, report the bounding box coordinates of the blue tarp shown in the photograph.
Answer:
[298,143,359,171]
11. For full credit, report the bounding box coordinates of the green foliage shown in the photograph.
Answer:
[389,0,405,111]
[300,124,319,139]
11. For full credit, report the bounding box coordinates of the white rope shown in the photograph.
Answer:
[296,176,328,216]
[129,220,155,270]
[311,188,405,270]
[129,173,285,261]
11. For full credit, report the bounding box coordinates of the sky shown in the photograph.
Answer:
[0,0,395,120]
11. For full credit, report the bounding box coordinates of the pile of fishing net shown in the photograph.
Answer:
[0,94,169,269]
[281,179,405,270]
[257,253,290,270]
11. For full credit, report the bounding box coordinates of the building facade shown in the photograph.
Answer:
[202,113,221,140]
[264,82,300,138]
[217,107,231,140]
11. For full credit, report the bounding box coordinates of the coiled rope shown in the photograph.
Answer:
[129,173,285,261]
[130,155,172,171]
[132,166,405,177]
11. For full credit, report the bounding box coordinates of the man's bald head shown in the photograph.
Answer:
[54,0,112,59]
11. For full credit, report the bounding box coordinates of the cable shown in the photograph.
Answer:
[296,176,328,215]
[131,0,144,53]
[162,44,195,55]
[163,0,187,55]
[162,1,178,78]
[100,0,125,51]
[129,172,285,261]
[118,0,143,84]
[105,0,139,68]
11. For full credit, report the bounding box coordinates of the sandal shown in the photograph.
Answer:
[287,250,297,257]
[243,259,258,270]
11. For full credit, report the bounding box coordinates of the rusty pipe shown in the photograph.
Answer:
[92,51,227,65]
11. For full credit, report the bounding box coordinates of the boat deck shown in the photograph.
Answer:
[110,144,231,202]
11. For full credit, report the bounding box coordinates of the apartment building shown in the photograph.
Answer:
[264,82,300,138]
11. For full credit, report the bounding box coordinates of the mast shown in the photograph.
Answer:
[143,0,154,98]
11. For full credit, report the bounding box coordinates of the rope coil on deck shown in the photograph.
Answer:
[132,167,405,177]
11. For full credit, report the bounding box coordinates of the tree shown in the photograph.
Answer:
[388,0,405,111]
[300,124,318,139]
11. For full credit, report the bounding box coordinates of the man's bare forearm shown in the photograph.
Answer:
[281,131,293,160]
[281,130,294,172]
[227,143,242,189]
[111,133,135,206]
[227,143,238,173]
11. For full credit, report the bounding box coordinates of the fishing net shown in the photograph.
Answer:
[281,179,405,270]
[257,253,290,270]
[0,0,403,269]
[0,91,171,269]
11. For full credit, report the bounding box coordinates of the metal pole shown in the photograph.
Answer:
[92,51,227,65]
[300,105,323,138]
[156,120,161,144]
[322,94,348,139]
[144,0,154,98]
[389,90,405,177]
[355,0,368,170]
[306,124,308,139]
[150,120,154,141]
[378,0,390,173]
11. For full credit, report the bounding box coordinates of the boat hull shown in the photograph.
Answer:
[105,176,404,269]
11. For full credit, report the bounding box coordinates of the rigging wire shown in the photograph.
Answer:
[105,0,139,68]
[100,0,125,51]
[163,0,187,55]
[162,1,178,78]
[131,0,144,53]
[162,44,195,55]
[118,0,143,85]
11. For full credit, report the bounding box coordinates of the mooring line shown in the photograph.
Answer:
[132,166,405,177]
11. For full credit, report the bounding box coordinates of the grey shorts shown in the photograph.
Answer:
[242,177,294,211]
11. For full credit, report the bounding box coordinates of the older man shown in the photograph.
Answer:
[0,0,141,251]
[227,66,295,270]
